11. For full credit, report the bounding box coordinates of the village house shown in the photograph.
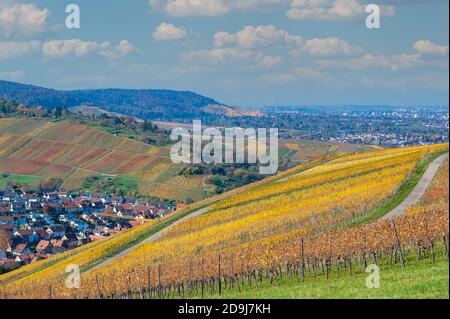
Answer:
[1,187,176,273]
[64,202,83,214]
[43,203,64,214]
[0,202,11,215]
[15,254,33,263]
[11,243,32,256]
[11,201,27,214]
[0,224,15,232]
[13,230,40,243]
[35,240,51,254]
[0,215,26,227]
[50,239,65,254]
[26,201,43,213]
[1,190,19,202]
[21,193,40,202]
[46,225,66,238]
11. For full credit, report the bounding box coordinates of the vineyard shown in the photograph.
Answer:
[0,118,208,201]
[0,118,373,202]
[0,144,448,298]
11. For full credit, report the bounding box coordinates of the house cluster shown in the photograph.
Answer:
[0,188,177,274]
[104,201,176,220]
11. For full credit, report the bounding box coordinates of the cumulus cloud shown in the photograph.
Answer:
[185,24,369,70]
[317,53,422,71]
[214,25,303,49]
[295,37,362,56]
[287,0,395,20]
[262,67,323,83]
[42,39,137,60]
[414,40,449,56]
[184,25,302,69]
[183,47,283,69]
[42,39,109,58]
[0,1,49,37]
[100,40,138,60]
[153,23,187,41]
[0,40,41,59]
[149,0,282,17]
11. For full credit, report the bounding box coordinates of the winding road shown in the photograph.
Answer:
[90,207,209,271]
[89,152,449,271]
[382,153,449,220]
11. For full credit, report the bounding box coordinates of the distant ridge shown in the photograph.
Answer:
[0,80,249,121]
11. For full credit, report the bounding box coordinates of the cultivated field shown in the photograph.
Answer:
[0,118,368,201]
[1,144,447,298]
[0,118,208,201]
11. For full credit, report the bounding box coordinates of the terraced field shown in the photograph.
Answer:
[1,143,447,298]
[0,118,371,201]
[0,118,208,201]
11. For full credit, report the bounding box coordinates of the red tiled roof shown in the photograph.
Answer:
[16,254,33,262]
[13,244,27,254]
[17,230,34,236]
[0,224,15,231]
[36,240,50,251]
[35,230,48,237]
[50,239,64,247]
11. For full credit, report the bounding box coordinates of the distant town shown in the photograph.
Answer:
[222,106,449,148]
[0,188,178,274]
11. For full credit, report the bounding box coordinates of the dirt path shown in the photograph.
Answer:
[382,153,449,220]
[90,207,209,271]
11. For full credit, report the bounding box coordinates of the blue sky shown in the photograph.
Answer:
[0,0,448,107]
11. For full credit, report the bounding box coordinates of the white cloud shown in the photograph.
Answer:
[100,40,138,60]
[262,67,323,83]
[0,70,25,80]
[183,47,282,69]
[414,40,449,56]
[214,25,303,49]
[287,0,395,20]
[295,37,362,56]
[0,1,49,37]
[261,55,284,68]
[317,53,422,71]
[42,39,137,60]
[0,40,41,59]
[153,23,187,41]
[149,0,282,17]
[42,39,109,58]
[183,25,301,69]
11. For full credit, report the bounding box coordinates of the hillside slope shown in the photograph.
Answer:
[0,80,251,121]
[1,144,447,298]
[0,118,207,201]
[0,117,371,200]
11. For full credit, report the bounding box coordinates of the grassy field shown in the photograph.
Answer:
[208,248,449,299]
[0,173,41,187]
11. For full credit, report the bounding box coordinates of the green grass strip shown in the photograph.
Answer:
[345,150,448,227]
[204,245,449,299]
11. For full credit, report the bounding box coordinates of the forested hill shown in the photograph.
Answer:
[0,80,222,121]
